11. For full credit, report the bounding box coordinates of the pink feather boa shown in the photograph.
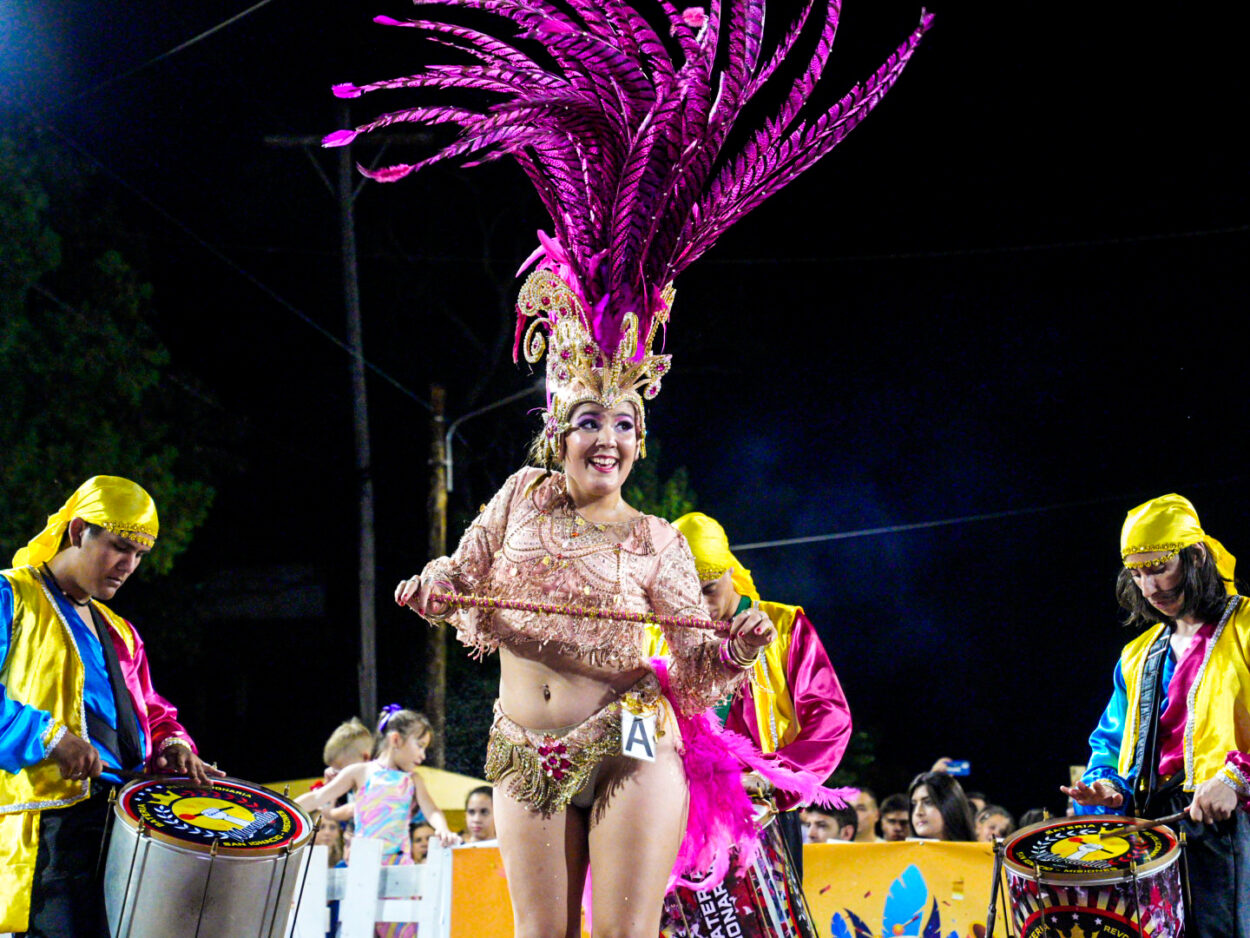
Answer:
[653,658,856,890]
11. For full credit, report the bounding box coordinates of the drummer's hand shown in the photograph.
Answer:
[1059,779,1123,808]
[728,606,775,652]
[155,746,226,787]
[394,575,450,619]
[742,771,773,796]
[50,731,103,781]
[1189,777,1238,824]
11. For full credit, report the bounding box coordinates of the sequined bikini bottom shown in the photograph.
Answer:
[485,673,664,816]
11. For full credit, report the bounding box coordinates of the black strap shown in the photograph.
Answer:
[1131,624,1174,808]
[88,605,145,771]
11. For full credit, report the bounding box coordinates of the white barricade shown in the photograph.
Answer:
[287,837,452,938]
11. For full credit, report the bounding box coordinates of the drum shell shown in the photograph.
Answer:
[103,778,311,938]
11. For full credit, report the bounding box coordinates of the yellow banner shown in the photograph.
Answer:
[444,840,1008,937]
[804,841,1006,938]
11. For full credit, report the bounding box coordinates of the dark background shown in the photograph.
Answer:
[2,0,1247,815]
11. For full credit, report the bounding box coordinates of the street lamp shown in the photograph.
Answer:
[444,378,546,492]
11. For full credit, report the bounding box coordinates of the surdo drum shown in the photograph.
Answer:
[1001,815,1184,938]
[660,809,817,938]
[103,776,313,937]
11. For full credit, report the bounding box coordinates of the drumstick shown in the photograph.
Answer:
[428,591,731,632]
[1099,811,1187,839]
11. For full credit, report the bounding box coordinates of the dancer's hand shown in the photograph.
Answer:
[1189,777,1238,824]
[729,606,776,651]
[1060,779,1123,808]
[394,575,450,619]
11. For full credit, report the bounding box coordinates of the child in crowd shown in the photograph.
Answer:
[410,821,436,863]
[314,814,345,867]
[462,786,496,843]
[323,717,375,779]
[299,707,460,937]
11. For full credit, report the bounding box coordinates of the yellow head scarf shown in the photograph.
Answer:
[672,511,759,602]
[12,476,159,568]
[1120,493,1235,592]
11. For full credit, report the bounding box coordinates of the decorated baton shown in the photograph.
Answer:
[429,591,731,632]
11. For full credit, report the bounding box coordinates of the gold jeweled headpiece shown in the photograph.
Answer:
[516,267,673,464]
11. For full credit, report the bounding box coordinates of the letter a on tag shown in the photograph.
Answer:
[622,711,657,762]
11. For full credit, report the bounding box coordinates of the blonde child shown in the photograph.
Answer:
[320,717,376,823]
[298,708,459,937]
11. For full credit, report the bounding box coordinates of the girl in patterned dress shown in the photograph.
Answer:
[298,708,459,936]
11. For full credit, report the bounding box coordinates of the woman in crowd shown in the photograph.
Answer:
[463,786,497,843]
[909,771,976,841]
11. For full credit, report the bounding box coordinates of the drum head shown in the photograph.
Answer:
[1003,815,1179,885]
[116,776,312,856]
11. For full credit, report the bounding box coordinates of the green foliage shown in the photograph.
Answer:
[828,730,879,789]
[623,439,698,521]
[0,132,213,574]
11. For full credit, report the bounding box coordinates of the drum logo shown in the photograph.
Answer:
[1009,821,1169,874]
[124,781,300,850]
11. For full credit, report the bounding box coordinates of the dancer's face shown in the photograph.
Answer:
[561,402,638,502]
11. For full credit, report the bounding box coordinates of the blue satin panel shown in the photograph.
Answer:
[1077,652,1176,815]
[1,577,146,779]
[0,578,55,773]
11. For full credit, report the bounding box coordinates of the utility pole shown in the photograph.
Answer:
[264,112,433,725]
[337,116,378,726]
[426,384,448,767]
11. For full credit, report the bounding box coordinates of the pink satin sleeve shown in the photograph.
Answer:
[728,612,852,811]
[111,623,197,761]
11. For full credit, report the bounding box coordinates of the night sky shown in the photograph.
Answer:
[3,0,1248,816]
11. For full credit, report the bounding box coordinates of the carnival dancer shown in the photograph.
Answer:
[335,0,931,932]
[1060,494,1250,938]
[0,475,223,937]
[644,512,853,877]
[298,707,459,938]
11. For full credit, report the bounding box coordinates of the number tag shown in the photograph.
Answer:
[621,710,657,762]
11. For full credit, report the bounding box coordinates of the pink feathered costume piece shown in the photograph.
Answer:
[652,659,855,890]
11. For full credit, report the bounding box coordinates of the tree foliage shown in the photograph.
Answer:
[623,439,698,522]
[0,131,213,574]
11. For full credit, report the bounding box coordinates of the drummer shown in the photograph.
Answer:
[0,476,223,937]
[644,512,853,875]
[1061,494,1250,938]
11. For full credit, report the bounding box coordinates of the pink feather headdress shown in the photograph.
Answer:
[326,0,933,459]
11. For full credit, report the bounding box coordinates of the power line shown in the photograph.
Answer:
[729,494,1131,553]
[29,117,431,411]
[42,0,284,116]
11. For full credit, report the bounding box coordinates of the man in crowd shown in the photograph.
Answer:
[853,788,881,843]
[805,804,857,843]
[1,476,221,936]
[646,512,853,876]
[878,793,911,841]
[1060,494,1250,938]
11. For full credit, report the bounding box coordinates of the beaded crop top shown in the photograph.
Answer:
[421,467,742,716]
